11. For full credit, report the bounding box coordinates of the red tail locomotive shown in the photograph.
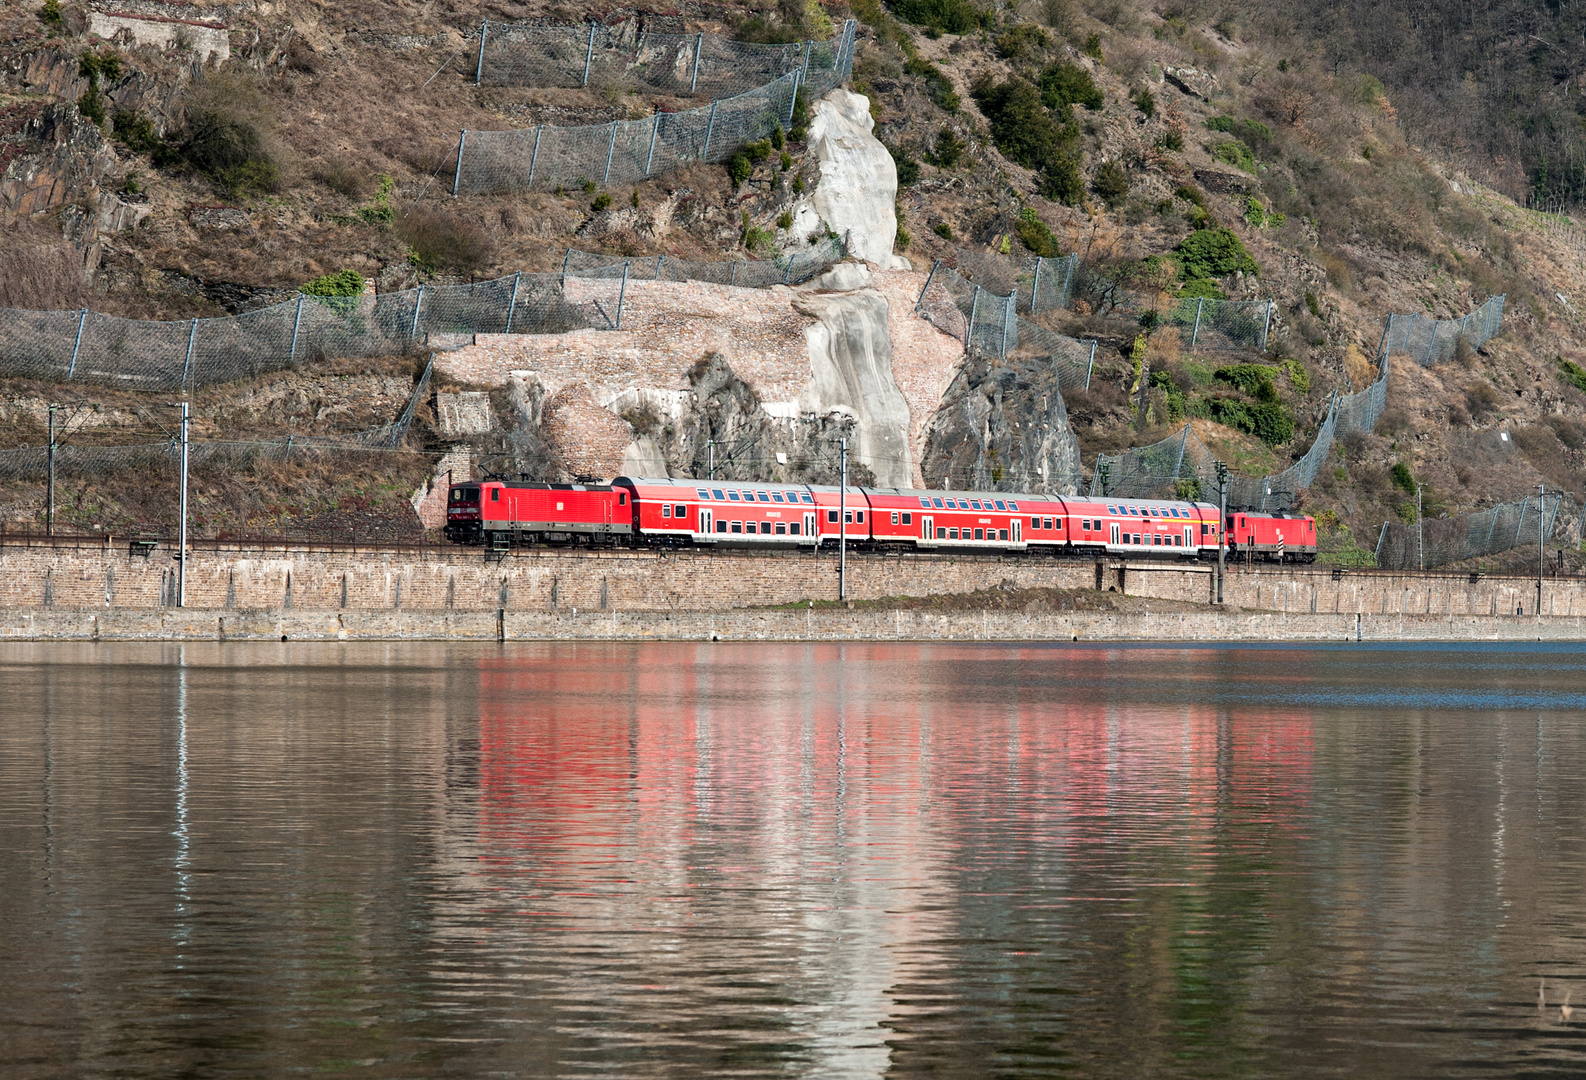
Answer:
[446,476,1317,562]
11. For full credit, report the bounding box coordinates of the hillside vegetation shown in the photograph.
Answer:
[0,0,1583,569]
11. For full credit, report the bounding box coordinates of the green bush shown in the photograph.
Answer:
[1082,33,1102,60]
[1039,147,1085,205]
[1092,160,1131,207]
[1014,208,1060,256]
[995,23,1049,59]
[1172,227,1259,283]
[771,126,785,150]
[1391,461,1417,493]
[1278,358,1311,393]
[180,111,279,196]
[592,193,612,211]
[1174,184,1206,207]
[1154,129,1184,152]
[300,269,364,297]
[1214,363,1279,401]
[1213,140,1256,173]
[896,225,910,250]
[37,0,61,27]
[1194,396,1294,445]
[398,206,495,273]
[727,152,753,188]
[780,150,794,171]
[1177,277,1227,300]
[1559,356,1586,393]
[973,74,1084,202]
[887,143,919,185]
[789,90,810,140]
[777,209,794,229]
[745,138,773,162]
[933,221,953,240]
[889,0,991,34]
[904,54,960,112]
[931,127,965,168]
[1039,62,1104,111]
[1132,87,1155,117]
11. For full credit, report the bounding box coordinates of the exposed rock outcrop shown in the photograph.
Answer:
[797,90,902,269]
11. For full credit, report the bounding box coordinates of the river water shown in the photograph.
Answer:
[4,641,1586,1078]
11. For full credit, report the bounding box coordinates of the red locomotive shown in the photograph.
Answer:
[445,475,1316,562]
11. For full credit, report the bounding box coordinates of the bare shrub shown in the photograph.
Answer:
[395,206,496,274]
[1545,414,1586,451]
[312,156,368,199]
[1465,381,1500,421]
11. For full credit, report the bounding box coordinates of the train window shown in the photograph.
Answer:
[674,504,686,518]
[790,523,800,535]
[716,521,727,533]
[1008,501,1019,511]
[491,489,499,502]
[856,511,864,523]
[919,497,931,508]
[1173,536,1181,546]
[618,492,627,505]
[712,489,725,500]
[968,499,980,510]
[891,511,899,525]
[731,522,742,533]
[757,492,771,502]
[827,509,838,523]
[775,522,787,534]
[998,529,1008,541]
[662,505,672,518]
[727,491,741,501]
[771,492,786,503]
[800,493,814,504]
[1240,517,1247,528]
[844,510,854,523]
[974,528,984,540]
[949,528,959,539]
[995,500,1007,511]
[1054,519,1062,529]
[1030,517,1040,529]
[902,512,912,525]
[761,522,773,534]
[932,498,945,508]
[696,488,710,498]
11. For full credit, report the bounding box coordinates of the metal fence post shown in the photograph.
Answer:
[181,318,197,390]
[1030,258,1042,313]
[1084,341,1096,391]
[409,286,425,345]
[288,294,304,364]
[1061,254,1076,308]
[526,124,544,188]
[1260,300,1273,350]
[644,112,661,175]
[689,32,704,94]
[561,248,572,290]
[728,261,738,287]
[1190,297,1204,349]
[505,271,521,333]
[966,286,981,351]
[582,21,597,87]
[1375,522,1388,564]
[1000,293,1012,357]
[602,121,618,184]
[785,70,800,128]
[67,307,86,379]
[701,100,719,160]
[451,130,466,196]
[615,261,630,329]
[916,259,940,308]
[474,20,488,85]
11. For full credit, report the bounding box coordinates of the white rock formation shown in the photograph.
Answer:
[799,90,903,269]
[794,288,915,487]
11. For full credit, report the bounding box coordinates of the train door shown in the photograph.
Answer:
[922,515,934,540]
[699,508,712,538]
[1109,522,1120,546]
[1184,525,1192,549]
[1011,519,1021,543]
[803,511,816,539]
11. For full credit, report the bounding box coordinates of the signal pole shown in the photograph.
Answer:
[838,439,847,602]
[1214,460,1228,605]
[46,404,58,536]
[169,401,190,608]
[707,439,715,480]
[1539,483,1546,617]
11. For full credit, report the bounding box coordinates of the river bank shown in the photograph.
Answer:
[3,605,1583,642]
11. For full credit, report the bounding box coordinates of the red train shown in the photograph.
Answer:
[445,476,1316,562]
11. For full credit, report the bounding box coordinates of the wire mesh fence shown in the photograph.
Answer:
[914,263,1098,388]
[1378,295,1505,366]
[1374,493,1563,572]
[936,251,1080,315]
[474,20,848,101]
[453,21,856,196]
[0,242,845,393]
[0,360,434,482]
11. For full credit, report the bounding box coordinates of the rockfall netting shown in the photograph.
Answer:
[1374,493,1563,571]
[473,20,849,100]
[0,360,434,483]
[918,253,1273,358]
[0,241,844,392]
[1378,295,1505,366]
[914,263,1098,389]
[452,21,856,196]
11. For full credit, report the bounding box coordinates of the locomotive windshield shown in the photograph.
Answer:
[450,486,480,504]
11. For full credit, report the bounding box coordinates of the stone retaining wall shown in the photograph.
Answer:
[1,540,1581,619]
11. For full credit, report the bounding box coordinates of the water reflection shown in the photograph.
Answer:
[1,642,1585,1078]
